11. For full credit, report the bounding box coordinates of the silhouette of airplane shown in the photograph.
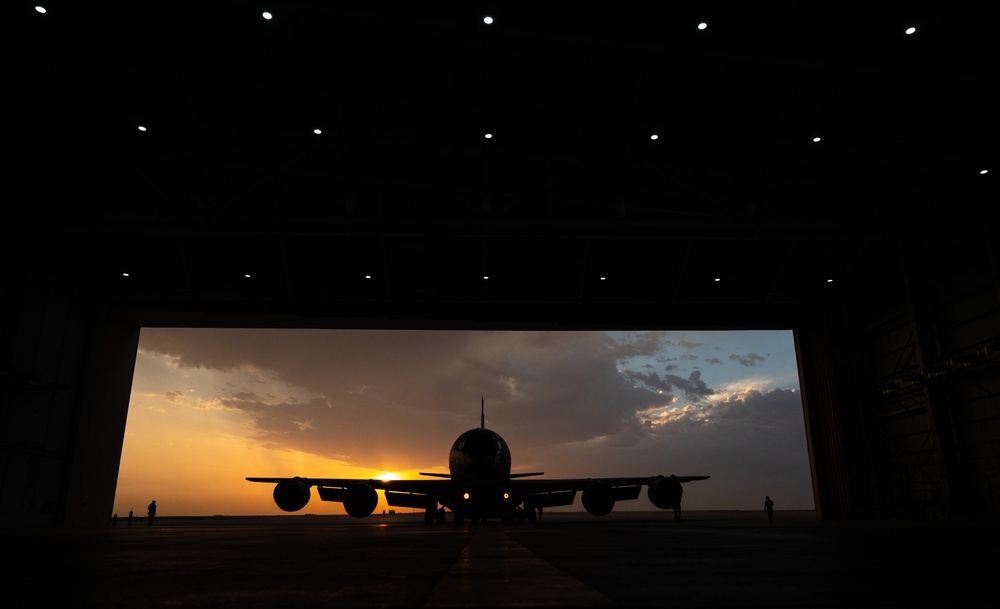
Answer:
[247,398,709,524]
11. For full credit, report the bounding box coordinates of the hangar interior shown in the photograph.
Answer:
[4,2,998,525]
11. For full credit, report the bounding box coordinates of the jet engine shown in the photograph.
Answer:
[343,482,379,518]
[582,481,615,516]
[273,479,311,512]
[646,475,683,510]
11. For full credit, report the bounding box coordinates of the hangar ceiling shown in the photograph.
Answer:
[7,1,998,322]
[5,2,1000,525]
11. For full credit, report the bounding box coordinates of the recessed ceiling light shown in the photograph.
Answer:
[35,6,47,14]
[483,275,489,280]
[484,16,493,25]
[365,275,372,279]
[485,133,492,139]
[827,278,834,283]
[698,22,707,30]
[813,137,821,143]
[600,276,606,281]
[138,125,147,132]
[714,277,721,282]
[980,169,989,175]
[244,274,251,278]
[122,272,129,277]
[263,12,273,20]
[905,26,916,35]
[313,128,322,135]
[650,134,658,140]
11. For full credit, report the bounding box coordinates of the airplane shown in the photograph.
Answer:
[247,398,709,524]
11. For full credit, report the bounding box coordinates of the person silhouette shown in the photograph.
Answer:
[147,500,157,526]
[663,475,684,521]
[764,496,774,522]
[128,508,133,526]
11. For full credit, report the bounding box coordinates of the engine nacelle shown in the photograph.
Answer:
[582,481,615,516]
[647,475,683,510]
[343,482,379,518]
[273,479,311,512]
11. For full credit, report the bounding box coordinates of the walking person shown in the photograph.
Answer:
[147,500,157,526]
[662,475,683,522]
[764,496,774,522]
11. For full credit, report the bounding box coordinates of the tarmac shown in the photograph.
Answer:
[3,510,997,608]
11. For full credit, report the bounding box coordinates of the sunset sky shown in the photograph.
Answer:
[114,328,815,517]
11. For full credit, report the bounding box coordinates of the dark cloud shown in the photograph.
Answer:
[620,369,715,403]
[728,352,767,367]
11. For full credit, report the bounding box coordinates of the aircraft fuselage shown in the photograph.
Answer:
[446,427,516,523]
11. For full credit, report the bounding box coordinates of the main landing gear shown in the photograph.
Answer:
[423,507,446,524]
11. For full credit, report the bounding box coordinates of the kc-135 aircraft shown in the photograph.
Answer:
[247,399,709,524]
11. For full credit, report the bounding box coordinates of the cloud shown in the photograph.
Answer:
[139,329,670,466]
[728,352,767,367]
[619,369,715,404]
[575,385,811,505]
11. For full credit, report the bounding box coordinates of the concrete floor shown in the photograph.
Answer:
[3,511,997,608]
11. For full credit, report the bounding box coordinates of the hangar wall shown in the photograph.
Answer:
[810,237,1000,518]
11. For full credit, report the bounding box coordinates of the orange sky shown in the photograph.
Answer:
[114,380,420,516]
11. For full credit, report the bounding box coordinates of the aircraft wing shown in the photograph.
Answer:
[246,475,708,495]
[246,474,709,518]
[509,475,709,492]
[245,476,459,516]
[246,476,451,494]
[509,475,710,513]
